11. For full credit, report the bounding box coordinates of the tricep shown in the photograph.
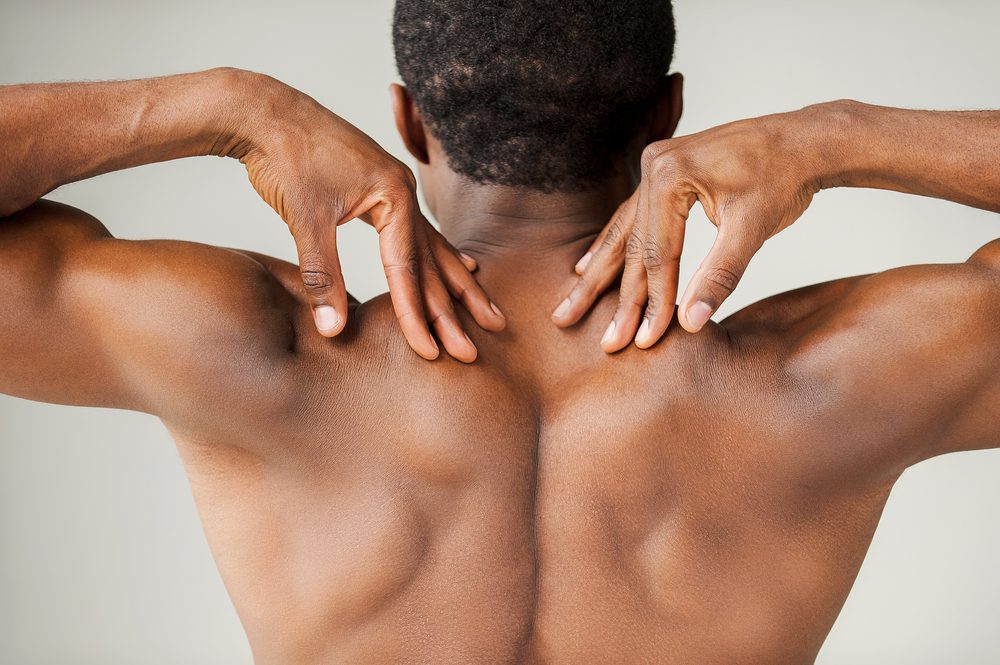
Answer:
[783,239,1000,473]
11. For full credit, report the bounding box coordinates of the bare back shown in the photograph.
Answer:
[3,202,998,665]
[173,264,916,665]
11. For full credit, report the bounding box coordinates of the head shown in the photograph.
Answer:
[390,0,683,218]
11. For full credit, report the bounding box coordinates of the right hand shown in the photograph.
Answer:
[227,72,505,363]
[553,108,824,351]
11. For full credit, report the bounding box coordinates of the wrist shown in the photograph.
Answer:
[796,99,877,191]
[201,67,292,159]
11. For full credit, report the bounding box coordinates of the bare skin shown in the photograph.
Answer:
[1,70,999,664]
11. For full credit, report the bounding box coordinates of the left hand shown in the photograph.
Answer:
[551,111,820,351]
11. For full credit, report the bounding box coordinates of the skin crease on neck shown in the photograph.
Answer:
[389,75,684,291]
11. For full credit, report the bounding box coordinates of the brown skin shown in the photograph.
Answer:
[0,68,504,362]
[1,69,999,664]
[556,100,1000,348]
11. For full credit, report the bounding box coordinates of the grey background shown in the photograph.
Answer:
[1,0,998,663]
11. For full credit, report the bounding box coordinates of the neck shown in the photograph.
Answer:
[428,168,636,266]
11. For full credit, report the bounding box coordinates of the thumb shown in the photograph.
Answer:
[292,223,348,337]
[679,225,762,332]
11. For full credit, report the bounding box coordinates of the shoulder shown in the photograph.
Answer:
[969,237,1000,270]
[6,201,301,352]
[723,244,1000,476]
[38,201,306,428]
[723,245,1000,371]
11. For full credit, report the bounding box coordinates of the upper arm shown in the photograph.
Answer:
[0,200,300,436]
[782,239,1000,468]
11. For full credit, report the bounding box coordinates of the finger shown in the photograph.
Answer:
[575,193,637,275]
[634,188,695,349]
[419,249,478,363]
[599,174,652,352]
[425,225,501,327]
[678,222,763,332]
[458,251,478,272]
[376,212,440,360]
[552,194,635,327]
[601,226,649,353]
[293,222,349,337]
[430,235,506,333]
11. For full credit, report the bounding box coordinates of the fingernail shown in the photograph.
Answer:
[601,320,616,345]
[464,333,474,347]
[490,301,505,318]
[687,301,714,330]
[553,297,571,319]
[313,306,341,334]
[635,318,651,346]
[575,252,593,274]
[460,251,477,266]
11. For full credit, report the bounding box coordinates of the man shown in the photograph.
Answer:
[1,2,997,664]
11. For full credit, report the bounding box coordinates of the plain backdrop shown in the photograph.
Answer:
[1,1,998,663]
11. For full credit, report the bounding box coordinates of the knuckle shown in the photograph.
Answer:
[602,220,628,250]
[384,254,420,280]
[373,182,415,215]
[300,268,335,293]
[425,290,456,316]
[395,308,421,324]
[383,157,414,183]
[703,264,742,295]
[642,241,664,271]
[649,151,681,181]
[640,143,661,171]
[427,308,450,326]
[625,231,644,258]
[641,144,682,179]
[401,165,418,190]
[619,289,647,308]
[419,247,440,275]
[641,144,691,185]
[386,163,417,195]
[381,189,413,218]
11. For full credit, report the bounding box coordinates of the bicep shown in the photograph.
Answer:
[786,241,1000,466]
[0,201,298,430]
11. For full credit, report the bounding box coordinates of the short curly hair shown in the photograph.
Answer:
[392,0,676,193]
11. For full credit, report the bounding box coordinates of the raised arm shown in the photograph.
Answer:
[558,99,1000,459]
[813,103,1000,213]
[0,199,297,428]
[556,101,1000,349]
[793,240,1000,462]
[0,70,240,218]
[716,237,1000,469]
[0,69,503,362]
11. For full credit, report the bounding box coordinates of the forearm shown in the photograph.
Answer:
[803,100,1000,213]
[0,68,268,216]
